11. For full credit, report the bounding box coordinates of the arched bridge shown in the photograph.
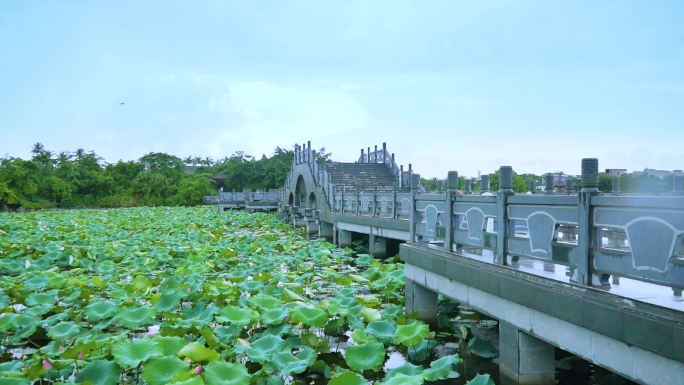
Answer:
[280,140,684,385]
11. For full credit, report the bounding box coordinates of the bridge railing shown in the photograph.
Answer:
[330,187,413,219]
[404,163,684,294]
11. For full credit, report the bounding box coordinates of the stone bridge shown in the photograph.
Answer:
[280,141,684,385]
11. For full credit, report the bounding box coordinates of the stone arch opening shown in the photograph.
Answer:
[308,192,316,208]
[295,175,306,207]
[288,192,294,205]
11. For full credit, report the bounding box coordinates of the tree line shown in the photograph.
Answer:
[0,143,295,210]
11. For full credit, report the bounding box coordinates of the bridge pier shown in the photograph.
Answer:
[405,279,438,326]
[318,221,334,242]
[499,321,555,385]
[338,229,353,248]
[369,234,387,258]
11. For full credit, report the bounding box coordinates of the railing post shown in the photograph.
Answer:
[340,188,344,213]
[445,171,458,252]
[373,186,378,217]
[574,158,602,286]
[496,166,514,265]
[544,174,554,195]
[674,174,684,196]
[528,179,535,194]
[392,186,398,219]
[355,185,360,215]
[400,165,404,188]
[382,142,387,164]
[409,184,417,243]
[361,149,365,163]
[465,178,472,194]
[481,175,490,194]
[611,174,620,194]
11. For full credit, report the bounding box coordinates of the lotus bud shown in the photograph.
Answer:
[78,351,84,360]
[194,365,203,375]
[147,325,160,337]
[42,359,51,369]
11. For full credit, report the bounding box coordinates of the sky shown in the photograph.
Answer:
[1,1,683,178]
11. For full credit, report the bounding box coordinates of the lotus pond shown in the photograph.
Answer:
[0,206,498,385]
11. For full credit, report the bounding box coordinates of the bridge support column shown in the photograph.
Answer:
[369,234,387,258]
[405,279,438,326]
[319,222,334,242]
[338,229,352,248]
[499,321,555,385]
[306,220,318,236]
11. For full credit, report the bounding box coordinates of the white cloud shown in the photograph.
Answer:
[209,80,369,156]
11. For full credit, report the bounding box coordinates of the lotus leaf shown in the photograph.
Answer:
[466,374,496,385]
[244,334,285,362]
[327,371,366,385]
[178,342,220,362]
[271,347,317,375]
[421,354,460,381]
[261,307,289,325]
[84,300,118,321]
[365,320,396,343]
[393,321,432,347]
[380,374,424,385]
[116,306,155,328]
[344,340,386,372]
[74,359,120,385]
[201,361,251,385]
[112,339,163,368]
[386,362,424,378]
[154,336,189,356]
[289,305,328,328]
[249,294,282,310]
[218,305,259,326]
[468,336,498,358]
[142,356,190,385]
[47,321,81,341]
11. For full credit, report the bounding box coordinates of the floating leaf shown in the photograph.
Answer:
[116,306,155,328]
[344,340,386,371]
[468,336,498,358]
[289,305,328,328]
[218,305,259,326]
[178,342,220,362]
[381,374,424,385]
[261,307,289,325]
[75,359,120,385]
[422,354,460,381]
[201,361,251,385]
[84,300,118,321]
[112,339,163,368]
[154,336,188,356]
[366,320,396,343]
[244,334,285,363]
[271,348,317,375]
[393,321,432,347]
[466,374,496,385]
[142,356,189,385]
[47,321,81,341]
[328,371,366,385]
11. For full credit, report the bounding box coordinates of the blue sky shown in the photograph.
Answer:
[1,1,683,178]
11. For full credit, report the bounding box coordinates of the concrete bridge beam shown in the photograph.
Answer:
[405,279,438,326]
[338,229,353,248]
[499,321,555,385]
[319,221,334,242]
[369,233,387,258]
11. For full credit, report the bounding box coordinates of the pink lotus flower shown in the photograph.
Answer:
[42,359,51,370]
[147,325,160,337]
[194,365,203,375]
[78,351,84,360]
